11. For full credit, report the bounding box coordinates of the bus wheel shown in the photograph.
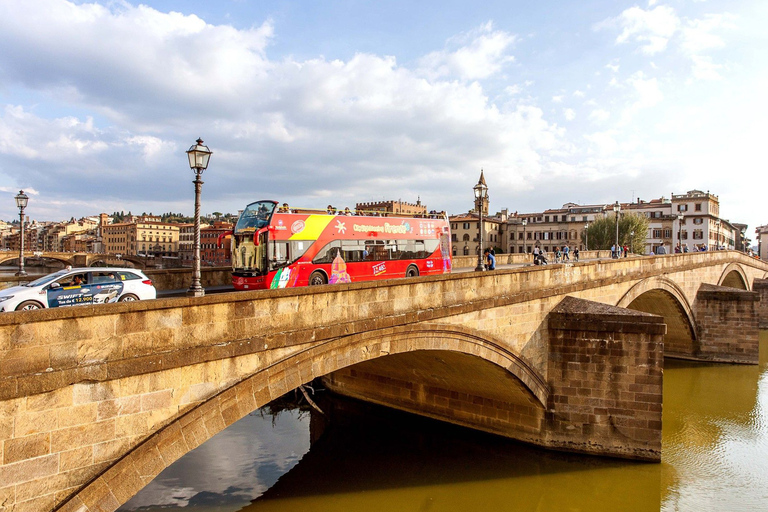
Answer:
[309,271,327,286]
[406,265,419,278]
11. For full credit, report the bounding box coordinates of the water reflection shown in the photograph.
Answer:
[120,332,768,512]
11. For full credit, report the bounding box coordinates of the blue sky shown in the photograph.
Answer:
[0,0,765,234]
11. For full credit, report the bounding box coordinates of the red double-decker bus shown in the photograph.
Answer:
[228,200,452,290]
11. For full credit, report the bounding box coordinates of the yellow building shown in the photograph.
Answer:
[102,216,180,256]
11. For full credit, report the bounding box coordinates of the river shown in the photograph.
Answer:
[119,332,768,512]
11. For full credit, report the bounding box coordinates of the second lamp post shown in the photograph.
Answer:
[473,173,488,271]
[15,190,29,277]
[186,138,212,297]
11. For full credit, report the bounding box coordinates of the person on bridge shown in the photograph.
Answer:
[484,248,496,270]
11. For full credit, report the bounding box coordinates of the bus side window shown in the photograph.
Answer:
[312,241,341,264]
[341,240,365,262]
[271,242,289,269]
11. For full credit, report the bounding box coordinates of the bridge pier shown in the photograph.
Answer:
[546,296,665,461]
[754,279,768,329]
[693,284,760,364]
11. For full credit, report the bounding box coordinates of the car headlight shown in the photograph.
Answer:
[0,296,14,303]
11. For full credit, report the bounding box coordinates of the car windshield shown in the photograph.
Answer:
[25,269,71,287]
[235,201,276,233]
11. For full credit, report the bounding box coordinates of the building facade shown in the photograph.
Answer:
[201,222,233,266]
[102,216,180,257]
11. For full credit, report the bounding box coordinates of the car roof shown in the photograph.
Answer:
[66,267,145,273]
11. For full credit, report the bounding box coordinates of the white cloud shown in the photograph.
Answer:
[418,22,516,80]
[564,108,576,121]
[552,95,564,103]
[602,5,681,55]
[573,90,586,98]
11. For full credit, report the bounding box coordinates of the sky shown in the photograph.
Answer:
[0,0,766,233]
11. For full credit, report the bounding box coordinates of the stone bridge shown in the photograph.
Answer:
[0,252,146,269]
[0,252,767,512]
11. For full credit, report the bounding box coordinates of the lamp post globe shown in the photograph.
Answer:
[473,174,488,272]
[14,190,29,277]
[186,138,212,297]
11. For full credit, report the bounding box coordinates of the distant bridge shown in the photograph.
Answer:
[0,251,146,268]
[0,251,766,512]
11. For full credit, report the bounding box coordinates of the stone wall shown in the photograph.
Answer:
[546,297,665,460]
[694,284,760,364]
[754,279,768,329]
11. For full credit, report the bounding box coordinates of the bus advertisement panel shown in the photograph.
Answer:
[229,200,452,290]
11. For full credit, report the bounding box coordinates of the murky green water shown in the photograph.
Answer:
[120,332,768,512]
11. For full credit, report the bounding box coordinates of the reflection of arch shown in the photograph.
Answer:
[718,263,749,289]
[617,277,697,357]
[63,323,547,511]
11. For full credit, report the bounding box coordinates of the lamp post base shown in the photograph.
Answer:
[186,286,205,297]
[474,263,486,272]
[15,271,27,277]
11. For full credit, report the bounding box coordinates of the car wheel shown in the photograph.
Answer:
[309,271,327,286]
[16,300,43,311]
[118,294,139,302]
[406,265,419,278]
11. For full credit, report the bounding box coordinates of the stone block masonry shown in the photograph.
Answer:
[546,296,665,461]
[694,284,760,364]
[754,279,768,329]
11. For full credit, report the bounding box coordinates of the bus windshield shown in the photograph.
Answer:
[235,201,276,233]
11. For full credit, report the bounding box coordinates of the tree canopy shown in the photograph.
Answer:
[585,213,649,253]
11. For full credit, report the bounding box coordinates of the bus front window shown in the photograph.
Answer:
[235,201,276,233]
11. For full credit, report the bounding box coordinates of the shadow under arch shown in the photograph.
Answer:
[61,323,548,512]
[718,262,749,289]
[616,277,697,358]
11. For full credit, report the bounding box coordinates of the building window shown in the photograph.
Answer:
[693,230,703,239]
[693,218,703,225]
[678,204,688,212]
[463,223,470,230]
[463,234,470,242]
[544,216,549,222]
[664,229,672,238]
[653,229,662,238]
[695,203,702,211]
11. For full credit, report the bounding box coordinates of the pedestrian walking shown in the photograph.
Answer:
[484,248,496,270]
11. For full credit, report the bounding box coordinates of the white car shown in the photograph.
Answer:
[0,267,157,312]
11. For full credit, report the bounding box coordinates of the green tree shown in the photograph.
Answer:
[585,213,649,253]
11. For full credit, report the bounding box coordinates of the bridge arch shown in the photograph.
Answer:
[718,262,749,289]
[61,323,547,512]
[617,276,697,358]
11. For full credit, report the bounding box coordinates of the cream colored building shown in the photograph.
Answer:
[102,216,180,257]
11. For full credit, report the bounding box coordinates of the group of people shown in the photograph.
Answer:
[610,244,630,258]
[530,245,579,265]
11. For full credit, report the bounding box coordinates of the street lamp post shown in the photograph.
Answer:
[630,230,634,255]
[522,218,527,253]
[584,223,589,251]
[613,201,621,258]
[677,214,684,252]
[473,175,488,272]
[186,138,212,297]
[14,190,28,277]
